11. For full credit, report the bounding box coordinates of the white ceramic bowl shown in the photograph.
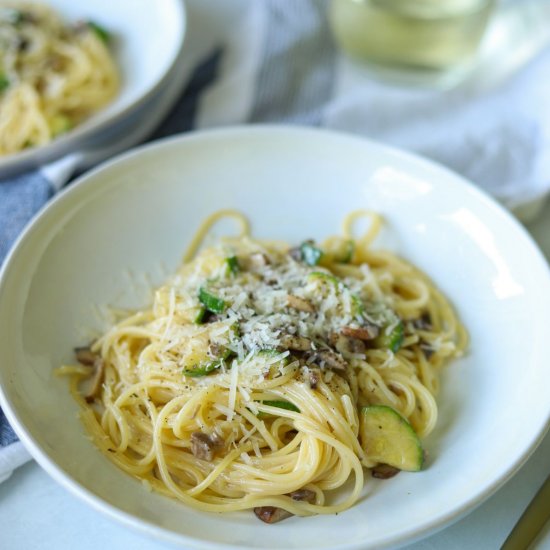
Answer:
[0,0,186,179]
[1,126,549,549]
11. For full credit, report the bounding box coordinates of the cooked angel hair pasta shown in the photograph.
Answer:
[60,210,467,522]
[0,2,119,155]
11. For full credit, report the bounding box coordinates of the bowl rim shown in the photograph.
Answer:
[1,124,549,549]
[0,0,187,179]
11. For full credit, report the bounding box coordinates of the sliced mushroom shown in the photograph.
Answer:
[413,313,432,330]
[254,506,293,524]
[309,350,347,371]
[208,343,225,358]
[341,325,379,341]
[280,334,312,351]
[371,464,400,479]
[286,295,315,313]
[289,489,316,503]
[74,346,98,366]
[190,431,225,462]
[249,253,270,269]
[202,310,220,324]
[288,246,302,262]
[308,368,320,390]
[420,343,434,359]
[84,357,105,403]
[330,333,366,355]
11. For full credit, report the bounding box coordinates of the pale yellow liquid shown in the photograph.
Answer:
[329,0,495,69]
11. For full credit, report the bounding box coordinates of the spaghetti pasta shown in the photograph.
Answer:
[60,210,467,521]
[0,2,119,156]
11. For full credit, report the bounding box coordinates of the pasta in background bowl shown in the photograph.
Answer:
[0,0,185,177]
[0,126,549,549]
[0,2,120,156]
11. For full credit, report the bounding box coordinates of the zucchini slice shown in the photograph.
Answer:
[257,400,300,419]
[359,405,423,471]
[199,287,227,314]
[373,320,404,353]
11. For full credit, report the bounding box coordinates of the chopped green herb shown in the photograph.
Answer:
[225,256,239,275]
[87,20,111,44]
[300,241,323,266]
[373,320,404,353]
[0,73,9,93]
[199,287,227,314]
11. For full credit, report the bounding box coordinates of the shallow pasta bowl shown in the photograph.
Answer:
[0,126,549,549]
[0,0,186,179]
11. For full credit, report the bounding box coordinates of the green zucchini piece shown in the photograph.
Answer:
[373,320,404,352]
[308,271,339,288]
[300,242,323,266]
[360,405,423,471]
[225,255,239,275]
[0,73,9,93]
[257,400,300,418]
[183,348,233,377]
[194,306,207,324]
[183,360,224,377]
[87,20,111,43]
[199,287,227,314]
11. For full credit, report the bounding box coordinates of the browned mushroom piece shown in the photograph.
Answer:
[413,312,433,330]
[286,295,315,313]
[280,334,312,351]
[84,357,105,403]
[74,346,98,366]
[254,506,293,524]
[208,343,225,358]
[420,343,434,359]
[330,333,366,355]
[190,431,225,462]
[308,368,320,390]
[371,464,401,479]
[254,489,316,524]
[309,350,347,371]
[341,325,379,341]
[288,246,302,262]
[249,253,270,269]
[289,489,316,503]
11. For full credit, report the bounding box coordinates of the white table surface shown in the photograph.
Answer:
[0,201,549,550]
